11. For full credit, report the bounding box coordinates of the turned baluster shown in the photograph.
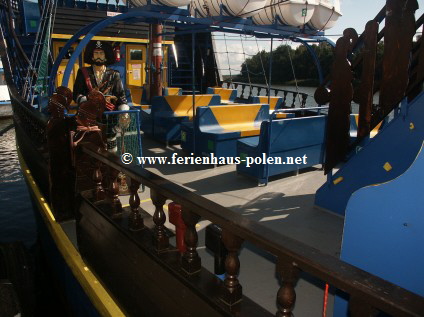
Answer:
[108,168,122,217]
[151,190,169,251]
[92,161,105,202]
[240,84,246,99]
[349,296,378,317]
[291,93,297,108]
[221,230,244,306]
[258,87,262,96]
[248,86,253,99]
[276,258,301,317]
[301,93,307,108]
[181,207,201,274]
[274,89,279,97]
[129,179,143,231]
[283,91,288,105]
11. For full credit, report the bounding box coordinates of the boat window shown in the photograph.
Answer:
[130,49,142,60]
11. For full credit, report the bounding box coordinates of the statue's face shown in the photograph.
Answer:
[92,49,107,66]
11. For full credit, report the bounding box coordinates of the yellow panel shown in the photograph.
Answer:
[210,104,263,133]
[162,45,168,87]
[166,87,181,96]
[128,86,143,106]
[258,96,281,110]
[52,33,174,45]
[165,95,213,119]
[211,88,235,102]
[126,44,147,87]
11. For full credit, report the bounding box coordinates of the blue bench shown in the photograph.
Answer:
[181,104,269,158]
[236,115,327,185]
[141,94,221,143]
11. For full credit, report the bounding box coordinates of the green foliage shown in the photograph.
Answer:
[236,42,334,86]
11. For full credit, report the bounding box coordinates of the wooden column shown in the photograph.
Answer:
[355,20,379,140]
[108,168,122,217]
[92,160,105,202]
[221,230,244,306]
[151,189,168,251]
[181,208,201,274]
[324,28,358,174]
[129,179,143,231]
[376,0,418,127]
[149,24,163,100]
[276,258,301,317]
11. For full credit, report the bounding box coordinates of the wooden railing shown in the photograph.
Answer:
[76,142,423,317]
[224,82,312,108]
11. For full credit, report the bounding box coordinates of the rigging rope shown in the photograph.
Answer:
[239,34,252,96]
[255,36,268,88]
[222,33,233,88]
[286,40,303,107]
[24,0,57,102]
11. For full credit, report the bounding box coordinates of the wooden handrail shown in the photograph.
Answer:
[81,142,424,317]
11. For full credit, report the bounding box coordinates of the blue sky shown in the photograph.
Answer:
[328,0,423,41]
[216,0,423,74]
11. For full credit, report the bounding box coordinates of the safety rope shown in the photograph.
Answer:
[239,34,252,95]
[286,40,303,107]
[255,36,268,88]
[223,33,233,88]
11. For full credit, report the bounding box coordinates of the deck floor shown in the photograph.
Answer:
[138,138,343,316]
[62,136,344,316]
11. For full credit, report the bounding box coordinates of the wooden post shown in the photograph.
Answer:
[276,258,301,317]
[150,189,168,251]
[149,24,163,100]
[129,179,143,231]
[355,21,378,140]
[181,208,201,274]
[221,229,244,306]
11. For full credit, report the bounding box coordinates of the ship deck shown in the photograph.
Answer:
[62,136,344,316]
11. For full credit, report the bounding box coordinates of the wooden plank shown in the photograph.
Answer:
[324,28,358,173]
[356,21,378,139]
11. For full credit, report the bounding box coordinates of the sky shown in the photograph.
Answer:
[214,0,423,75]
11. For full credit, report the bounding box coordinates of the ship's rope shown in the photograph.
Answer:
[286,40,302,107]
[255,36,269,88]
[239,34,252,96]
[222,33,233,88]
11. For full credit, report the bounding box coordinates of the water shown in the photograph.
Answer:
[0,118,37,247]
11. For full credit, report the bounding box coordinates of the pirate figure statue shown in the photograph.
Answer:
[73,40,129,152]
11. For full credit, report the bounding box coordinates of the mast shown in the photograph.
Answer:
[149,23,163,100]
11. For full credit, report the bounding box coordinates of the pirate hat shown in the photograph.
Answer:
[84,40,115,65]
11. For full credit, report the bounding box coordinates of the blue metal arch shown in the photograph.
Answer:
[292,37,335,86]
[48,19,104,94]
[57,8,335,91]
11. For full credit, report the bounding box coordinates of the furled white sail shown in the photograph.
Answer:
[308,0,342,30]
[252,0,317,27]
[190,0,267,18]
[130,0,191,7]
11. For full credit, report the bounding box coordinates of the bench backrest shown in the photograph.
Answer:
[163,87,182,96]
[206,87,237,102]
[251,96,284,110]
[151,94,221,119]
[197,104,269,131]
[260,115,327,153]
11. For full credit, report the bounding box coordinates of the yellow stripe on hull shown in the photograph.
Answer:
[18,149,126,317]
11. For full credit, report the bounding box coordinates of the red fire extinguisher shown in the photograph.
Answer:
[113,45,121,63]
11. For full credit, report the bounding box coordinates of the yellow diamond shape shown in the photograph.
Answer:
[383,162,392,172]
